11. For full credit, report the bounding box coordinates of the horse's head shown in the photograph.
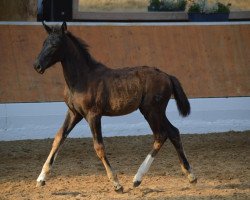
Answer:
[33,21,67,74]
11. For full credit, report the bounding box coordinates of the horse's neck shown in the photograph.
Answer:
[61,38,91,91]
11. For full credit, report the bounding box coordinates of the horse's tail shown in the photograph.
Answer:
[170,75,190,117]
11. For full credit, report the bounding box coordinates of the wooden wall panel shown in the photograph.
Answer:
[0,24,249,102]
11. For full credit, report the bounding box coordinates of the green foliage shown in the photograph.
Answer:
[162,0,187,11]
[150,0,161,7]
[188,2,201,13]
[178,0,188,10]
[148,0,187,11]
[216,2,231,13]
[187,0,231,13]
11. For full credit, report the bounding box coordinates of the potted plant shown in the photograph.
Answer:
[148,0,187,12]
[188,0,231,22]
[148,0,162,11]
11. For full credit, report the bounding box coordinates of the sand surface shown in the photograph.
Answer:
[0,131,249,199]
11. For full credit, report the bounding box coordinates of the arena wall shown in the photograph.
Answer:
[0,22,249,103]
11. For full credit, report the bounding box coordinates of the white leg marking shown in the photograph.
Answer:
[37,170,46,182]
[188,172,197,182]
[36,151,58,182]
[133,154,154,182]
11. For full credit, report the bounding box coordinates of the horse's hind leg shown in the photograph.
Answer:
[166,119,197,183]
[36,109,82,187]
[133,108,168,187]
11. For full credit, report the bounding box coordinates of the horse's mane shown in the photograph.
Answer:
[66,31,99,66]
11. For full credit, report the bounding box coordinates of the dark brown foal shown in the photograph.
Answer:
[34,22,196,193]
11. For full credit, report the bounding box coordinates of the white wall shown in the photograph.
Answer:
[0,97,250,141]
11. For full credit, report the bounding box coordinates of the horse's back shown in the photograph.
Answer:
[102,66,172,116]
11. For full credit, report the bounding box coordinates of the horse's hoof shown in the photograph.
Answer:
[188,174,197,184]
[36,180,45,187]
[190,178,197,184]
[114,185,124,194]
[133,181,141,188]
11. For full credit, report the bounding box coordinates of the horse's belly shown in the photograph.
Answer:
[105,94,141,116]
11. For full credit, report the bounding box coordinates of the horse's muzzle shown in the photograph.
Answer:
[33,61,45,74]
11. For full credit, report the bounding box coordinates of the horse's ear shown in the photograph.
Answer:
[61,21,67,33]
[42,21,52,34]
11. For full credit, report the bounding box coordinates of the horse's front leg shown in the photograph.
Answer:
[36,109,82,187]
[87,113,123,193]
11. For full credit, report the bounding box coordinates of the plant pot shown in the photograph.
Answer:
[188,13,229,22]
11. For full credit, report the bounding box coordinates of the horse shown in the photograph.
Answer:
[33,21,197,193]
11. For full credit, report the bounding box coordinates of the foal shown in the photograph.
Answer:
[34,22,197,193]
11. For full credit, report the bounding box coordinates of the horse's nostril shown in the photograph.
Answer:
[33,62,44,74]
[33,61,40,69]
[34,64,39,71]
